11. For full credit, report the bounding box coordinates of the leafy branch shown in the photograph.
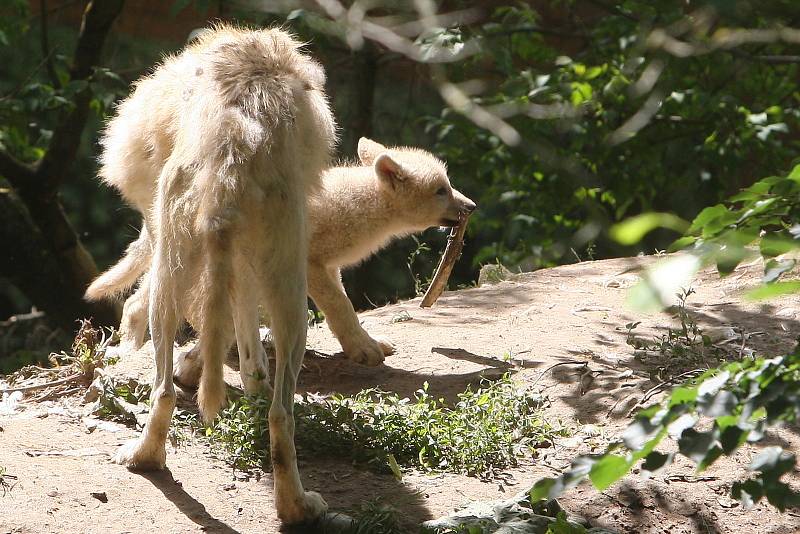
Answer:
[531,346,800,511]
[611,162,800,312]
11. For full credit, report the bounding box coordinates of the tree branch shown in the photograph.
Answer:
[582,0,639,22]
[729,49,800,64]
[0,149,36,188]
[36,0,124,193]
[39,0,61,89]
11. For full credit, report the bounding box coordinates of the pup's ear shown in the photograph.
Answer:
[358,137,387,165]
[374,153,406,189]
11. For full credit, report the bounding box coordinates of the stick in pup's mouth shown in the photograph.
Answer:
[420,213,470,308]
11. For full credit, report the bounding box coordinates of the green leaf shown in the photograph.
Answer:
[719,425,747,455]
[716,245,750,276]
[698,390,737,417]
[687,204,729,236]
[763,259,795,283]
[678,428,718,465]
[588,454,630,491]
[750,447,795,476]
[728,179,773,201]
[627,254,701,312]
[732,479,763,509]
[545,511,587,534]
[697,371,730,397]
[745,281,800,300]
[530,478,557,503]
[760,233,799,258]
[387,453,403,481]
[668,235,697,252]
[698,445,724,472]
[641,451,673,474]
[609,212,689,245]
[622,418,659,450]
[570,82,592,106]
[788,163,800,182]
[668,386,698,407]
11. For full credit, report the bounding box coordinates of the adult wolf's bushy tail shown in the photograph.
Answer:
[84,226,150,301]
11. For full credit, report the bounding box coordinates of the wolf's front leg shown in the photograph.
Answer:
[307,263,394,365]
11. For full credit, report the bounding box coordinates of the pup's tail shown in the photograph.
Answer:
[85,226,151,301]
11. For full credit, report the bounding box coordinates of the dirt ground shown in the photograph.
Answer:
[2,254,800,534]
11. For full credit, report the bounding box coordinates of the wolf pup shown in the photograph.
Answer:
[88,138,475,375]
[93,25,336,525]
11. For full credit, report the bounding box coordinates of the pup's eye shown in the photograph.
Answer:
[435,187,448,196]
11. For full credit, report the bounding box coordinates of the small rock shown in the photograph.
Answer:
[581,424,602,437]
[90,491,108,503]
[222,483,236,491]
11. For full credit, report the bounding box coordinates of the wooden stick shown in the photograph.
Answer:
[420,214,470,308]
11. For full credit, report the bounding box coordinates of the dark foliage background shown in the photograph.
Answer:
[1,0,799,324]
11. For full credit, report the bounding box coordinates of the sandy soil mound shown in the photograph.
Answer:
[2,254,799,533]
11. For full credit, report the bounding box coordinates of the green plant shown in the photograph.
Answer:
[529,345,800,512]
[545,512,586,534]
[622,287,743,380]
[344,499,404,534]
[407,235,433,296]
[196,375,562,477]
[422,493,588,534]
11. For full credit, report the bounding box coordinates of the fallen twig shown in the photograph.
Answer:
[420,214,470,308]
[627,368,704,416]
[664,474,719,483]
[530,360,588,389]
[26,447,107,457]
[30,386,83,403]
[0,373,82,394]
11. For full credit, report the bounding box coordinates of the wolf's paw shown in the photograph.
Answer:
[173,345,202,389]
[277,490,328,525]
[113,437,166,471]
[373,335,396,356]
[343,336,386,366]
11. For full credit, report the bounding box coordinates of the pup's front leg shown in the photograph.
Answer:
[307,263,394,365]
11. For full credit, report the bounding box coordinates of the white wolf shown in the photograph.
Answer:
[88,138,476,381]
[94,25,336,525]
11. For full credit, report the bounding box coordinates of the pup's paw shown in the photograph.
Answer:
[113,437,166,471]
[173,345,202,389]
[277,490,328,525]
[343,336,386,366]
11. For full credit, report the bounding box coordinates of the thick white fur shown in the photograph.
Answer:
[95,25,336,525]
[88,138,476,369]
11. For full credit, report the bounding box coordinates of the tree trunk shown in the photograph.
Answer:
[339,43,380,310]
[340,42,378,157]
[0,188,118,331]
[0,0,125,333]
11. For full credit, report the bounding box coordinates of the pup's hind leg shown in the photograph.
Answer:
[196,229,236,422]
[266,244,326,524]
[233,276,271,396]
[119,273,150,350]
[114,249,178,470]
